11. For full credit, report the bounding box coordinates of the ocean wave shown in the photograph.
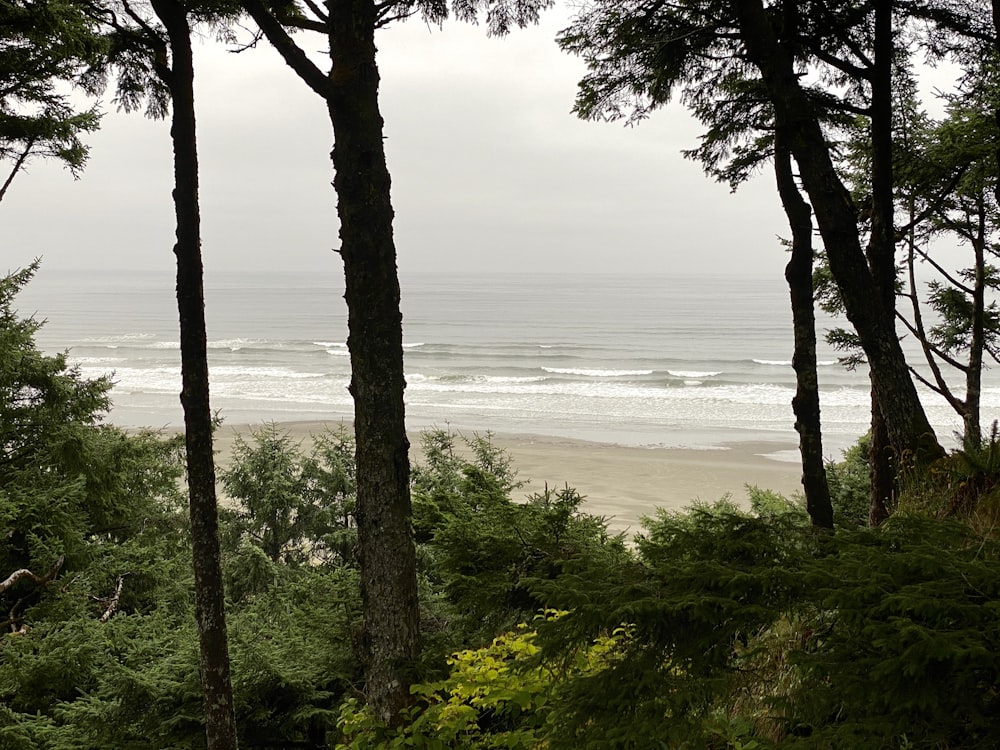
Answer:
[753,358,839,367]
[668,370,722,378]
[72,356,126,365]
[208,338,268,351]
[80,333,155,344]
[542,367,654,377]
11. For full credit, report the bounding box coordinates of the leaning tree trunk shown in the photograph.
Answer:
[327,0,420,727]
[866,0,898,526]
[149,1,238,747]
[775,129,833,529]
[736,0,944,465]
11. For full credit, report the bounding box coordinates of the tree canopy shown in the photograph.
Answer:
[0,0,105,200]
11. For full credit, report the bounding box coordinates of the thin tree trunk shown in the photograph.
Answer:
[866,0,897,526]
[966,213,987,446]
[0,137,34,203]
[992,0,1000,213]
[326,0,420,726]
[774,128,833,529]
[149,1,238,747]
[736,0,944,465]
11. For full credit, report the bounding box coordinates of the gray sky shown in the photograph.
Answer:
[5,8,790,278]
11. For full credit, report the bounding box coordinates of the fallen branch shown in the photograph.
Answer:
[98,575,128,623]
[1,555,65,595]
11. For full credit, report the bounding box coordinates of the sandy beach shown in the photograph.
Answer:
[213,421,803,537]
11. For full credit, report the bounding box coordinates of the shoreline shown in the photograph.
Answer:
[212,420,804,536]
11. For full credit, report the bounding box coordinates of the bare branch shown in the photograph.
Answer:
[0,137,36,203]
[301,0,328,25]
[913,244,975,295]
[241,0,332,99]
[1,556,65,594]
[98,575,128,623]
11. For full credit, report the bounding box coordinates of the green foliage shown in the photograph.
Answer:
[227,564,362,748]
[0,264,197,746]
[528,496,1000,749]
[220,422,357,571]
[514,501,779,747]
[0,0,105,182]
[336,611,623,750]
[784,517,1000,749]
[1,263,186,625]
[901,423,1000,526]
[824,434,873,529]
[415,429,628,644]
[410,429,520,544]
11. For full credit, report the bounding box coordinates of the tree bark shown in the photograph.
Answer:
[326,0,420,726]
[866,0,897,525]
[965,212,987,446]
[149,1,238,747]
[774,129,833,529]
[238,0,422,726]
[735,0,944,465]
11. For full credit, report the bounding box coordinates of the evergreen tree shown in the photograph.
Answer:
[99,1,242,744]
[0,0,104,200]
[236,0,553,726]
[559,0,948,475]
[0,263,193,746]
[896,75,1000,447]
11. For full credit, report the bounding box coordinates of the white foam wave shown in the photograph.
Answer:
[326,349,350,357]
[754,359,838,367]
[542,367,654,377]
[668,370,722,378]
[314,341,346,348]
[208,338,267,351]
[81,334,154,344]
[482,375,548,384]
[72,356,126,365]
[402,342,425,349]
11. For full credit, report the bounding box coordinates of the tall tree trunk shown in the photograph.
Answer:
[327,0,420,726]
[735,0,944,465]
[238,0,422,726]
[866,0,897,525]
[966,212,987,446]
[774,129,833,529]
[992,0,1000,213]
[149,2,239,747]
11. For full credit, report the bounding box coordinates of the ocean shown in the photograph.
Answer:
[14,267,993,459]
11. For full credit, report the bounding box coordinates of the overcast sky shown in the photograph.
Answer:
[5,7,790,279]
